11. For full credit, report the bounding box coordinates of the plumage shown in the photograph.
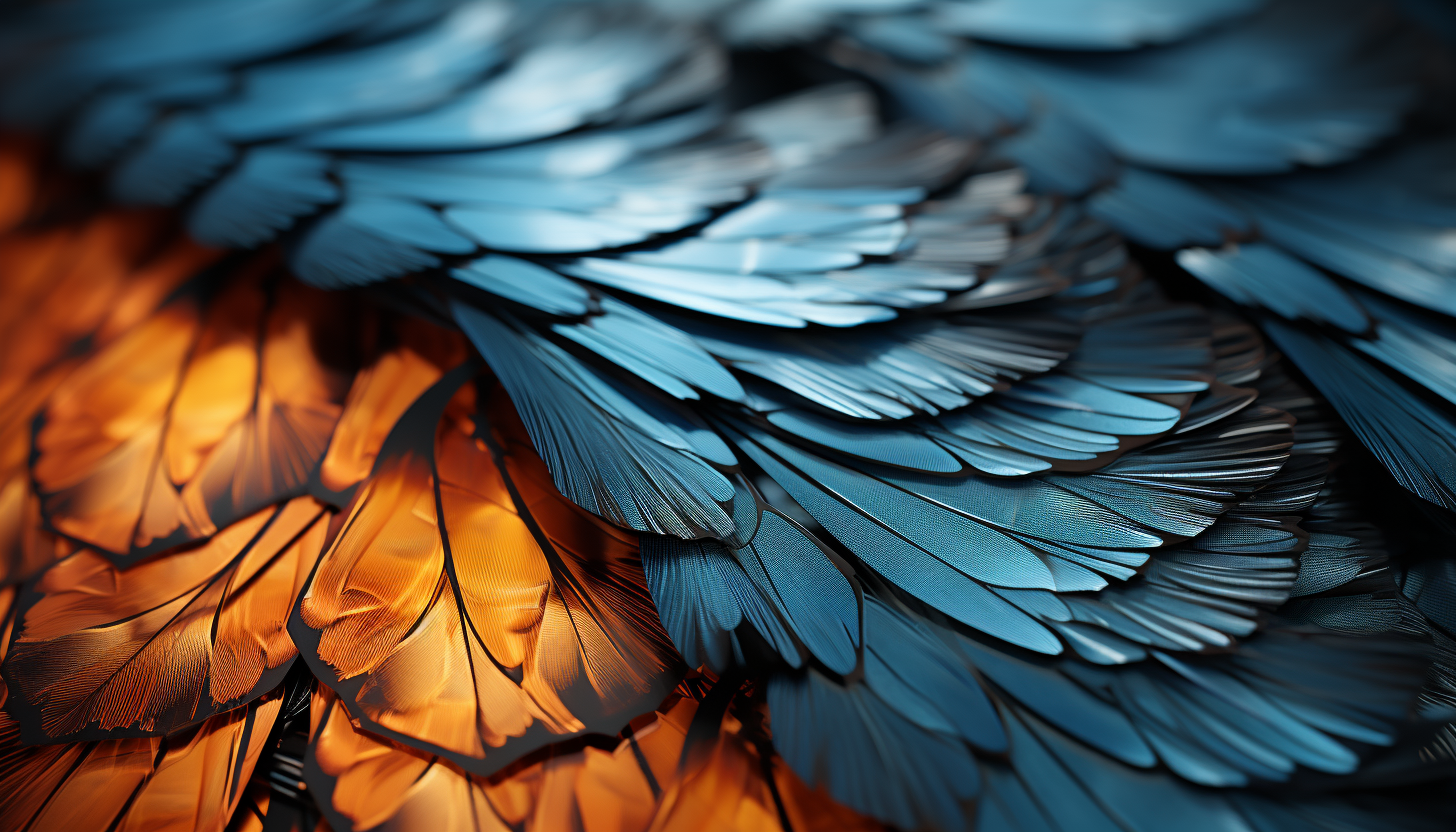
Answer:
[305,684,883,832]
[0,1,1454,831]
[0,581,284,832]
[2,497,328,740]
[292,368,681,775]
[0,212,213,583]
[31,266,354,563]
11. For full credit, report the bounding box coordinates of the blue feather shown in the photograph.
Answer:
[455,302,740,539]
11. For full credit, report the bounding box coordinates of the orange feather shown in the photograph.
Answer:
[0,695,283,832]
[303,685,884,832]
[31,265,353,563]
[0,137,38,234]
[2,497,329,740]
[294,371,681,776]
[317,316,469,498]
[0,213,214,583]
[0,585,285,832]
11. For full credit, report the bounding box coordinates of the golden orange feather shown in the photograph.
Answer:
[31,266,353,563]
[0,213,214,584]
[316,316,469,498]
[1,582,285,832]
[303,684,885,832]
[0,137,39,235]
[293,370,681,776]
[0,693,283,832]
[2,497,329,740]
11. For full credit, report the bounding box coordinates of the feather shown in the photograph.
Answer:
[1178,244,1370,334]
[690,311,1078,421]
[31,267,354,563]
[0,675,283,832]
[1264,319,1456,510]
[293,108,759,286]
[2,497,328,741]
[769,589,1430,831]
[304,683,880,832]
[725,390,1288,655]
[1060,455,1321,655]
[109,114,237,205]
[740,303,1209,477]
[0,0,382,127]
[767,660,981,831]
[1218,137,1456,318]
[292,368,681,775]
[0,214,214,583]
[0,5,1452,832]
[840,0,1420,180]
[303,16,707,152]
[559,126,985,328]
[553,297,746,403]
[1088,166,1250,248]
[930,0,1263,50]
[456,303,739,540]
[642,479,860,674]
[314,316,470,499]
[303,686,684,832]
[202,1,512,144]
[187,147,339,248]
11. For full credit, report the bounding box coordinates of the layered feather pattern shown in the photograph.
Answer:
[292,367,681,775]
[0,2,1454,831]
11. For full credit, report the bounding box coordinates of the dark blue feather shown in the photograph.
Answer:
[454,302,741,539]
[1264,319,1456,510]
[642,487,859,673]
[188,147,338,247]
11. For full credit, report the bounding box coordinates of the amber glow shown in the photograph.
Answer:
[31,266,351,562]
[3,497,328,739]
[297,378,679,774]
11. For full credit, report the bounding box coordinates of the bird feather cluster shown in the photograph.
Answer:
[0,1,1454,830]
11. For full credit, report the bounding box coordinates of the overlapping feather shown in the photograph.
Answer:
[292,367,681,775]
[0,3,1452,832]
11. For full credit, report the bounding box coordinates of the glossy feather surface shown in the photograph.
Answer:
[0,2,1453,831]
[293,369,681,774]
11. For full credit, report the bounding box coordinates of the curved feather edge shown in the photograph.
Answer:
[1,497,329,742]
[1262,319,1456,511]
[454,301,740,540]
[768,595,1431,831]
[641,477,861,675]
[290,365,682,775]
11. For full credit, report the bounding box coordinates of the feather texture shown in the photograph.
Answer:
[31,267,353,563]
[0,214,212,583]
[0,4,1452,831]
[642,479,861,674]
[304,684,882,832]
[0,610,283,832]
[2,497,327,741]
[293,368,681,774]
